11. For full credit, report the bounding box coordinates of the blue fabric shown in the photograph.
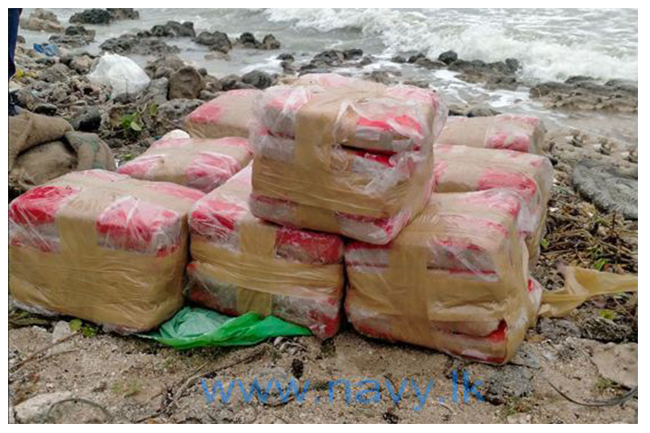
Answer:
[9,8,22,79]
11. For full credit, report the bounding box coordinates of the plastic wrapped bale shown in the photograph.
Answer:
[437,115,546,154]
[345,189,542,364]
[8,170,205,333]
[250,81,448,244]
[187,167,345,338]
[117,136,252,193]
[434,144,554,265]
[184,89,262,139]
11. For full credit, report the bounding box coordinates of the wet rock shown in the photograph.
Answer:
[242,70,273,89]
[571,159,638,219]
[199,90,217,101]
[536,317,581,343]
[364,70,395,85]
[391,55,407,64]
[580,316,632,342]
[100,34,180,56]
[49,25,96,48]
[66,25,95,39]
[39,63,73,83]
[437,50,458,65]
[358,55,375,67]
[194,31,232,53]
[466,105,500,117]
[219,75,256,91]
[239,32,258,48]
[414,57,446,70]
[530,79,637,112]
[70,9,112,25]
[402,79,429,88]
[277,53,295,62]
[505,58,520,73]
[14,392,73,423]
[565,75,595,85]
[313,50,346,65]
[484,365,534,405]
[139,78,169,106]
[168,66,204,100]
[343,48,363,60]
[107,8,140,21]
[262,34,281,50]
[69,55,94,74]
[407,53,427,64]
[141,21,196,38]
[591,343,638,388]
[70,106,102,132]
[21,9,64,33]
[449,59,521,90]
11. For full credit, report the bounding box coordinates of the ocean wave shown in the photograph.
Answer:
[264,8,638,82]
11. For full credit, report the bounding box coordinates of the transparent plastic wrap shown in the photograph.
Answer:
[184,89,262,139]
[8,170,205,333]
[117,136,252,193]
[437,114,546,154]
[434,144,554,265]
[187,167,345,338]
[251,79,448,244]
[344,189,542,364]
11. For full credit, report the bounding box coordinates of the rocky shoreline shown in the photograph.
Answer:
[9,9,638,425]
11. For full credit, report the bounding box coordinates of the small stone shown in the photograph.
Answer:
[168,66,204,100]
[391,55,406,64]
[536,317,581,343]
[484,365,534,405]
[437,50,458,65]
[591,342,638,388]
[580,316,632,343]
[242,70,273,90]
[14,392,73,423]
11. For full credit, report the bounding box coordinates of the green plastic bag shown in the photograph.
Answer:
[142,306,311,350]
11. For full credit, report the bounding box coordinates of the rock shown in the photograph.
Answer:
[107,8,140,21]
[437,50,458,65]
[414,57,446,70]
[69,55,94,73]
[70,107,102,132]
[407,53,427,64]
[391,55,407,64]
[277,53,295,62]
[50,320,74,354]
[194,31,232,53]
[139,78,169,105]
[218,75,255,91]
[14,392,73,423]
[157,99,204,128]
[449,59,521,90]
[168,66,204,99]
[510,343,541,369]
[199,90,217,101]
[571,159,638,219]
[239,32,258,48]
[49,26,95,48]
[100,34,180,56]
[142,21,195,38]
[46,398,111,423]
[484,365,534,405]
[262,34,281,50]
[39,63,72,83]
[505,58,520,73]
[536,317,581,343]
[402,79,429,88]
[20,9,64,33]
[530,79,637,112]
[580,316,632,342]
[242,70,273,89]
[145,55,187,79]
[343,48,363,60]
[70,9,112,25]
[465,105,500,117]
[591,343,638,388]
[313,50,345,65]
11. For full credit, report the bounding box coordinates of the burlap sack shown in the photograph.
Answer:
[9,112,73,170]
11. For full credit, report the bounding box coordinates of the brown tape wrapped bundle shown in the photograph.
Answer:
[437,114,546,154]
[117,136,253,193]
[345,189,542,364]
[434,144,554,265]
[250,81,448,244]
[184,89,262,139]
[9,170,205,333]
[187,167,345,338]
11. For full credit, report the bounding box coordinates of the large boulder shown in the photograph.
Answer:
[20,9,64,33]
[168,66,204,99]
[70,9,113,25]
[100,34,180,56]
[107,8,140,21]
[145,55,186,79]
[194,31,232,53]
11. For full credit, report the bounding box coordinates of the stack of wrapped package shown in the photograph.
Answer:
[249,81,448,244]
[437,114,545,154]
[117,136,253,193]
[345,189,542,364]
[184,89,262,138]
[9,170,205,333]
[434,144,553,264]
[187,167,345,338]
